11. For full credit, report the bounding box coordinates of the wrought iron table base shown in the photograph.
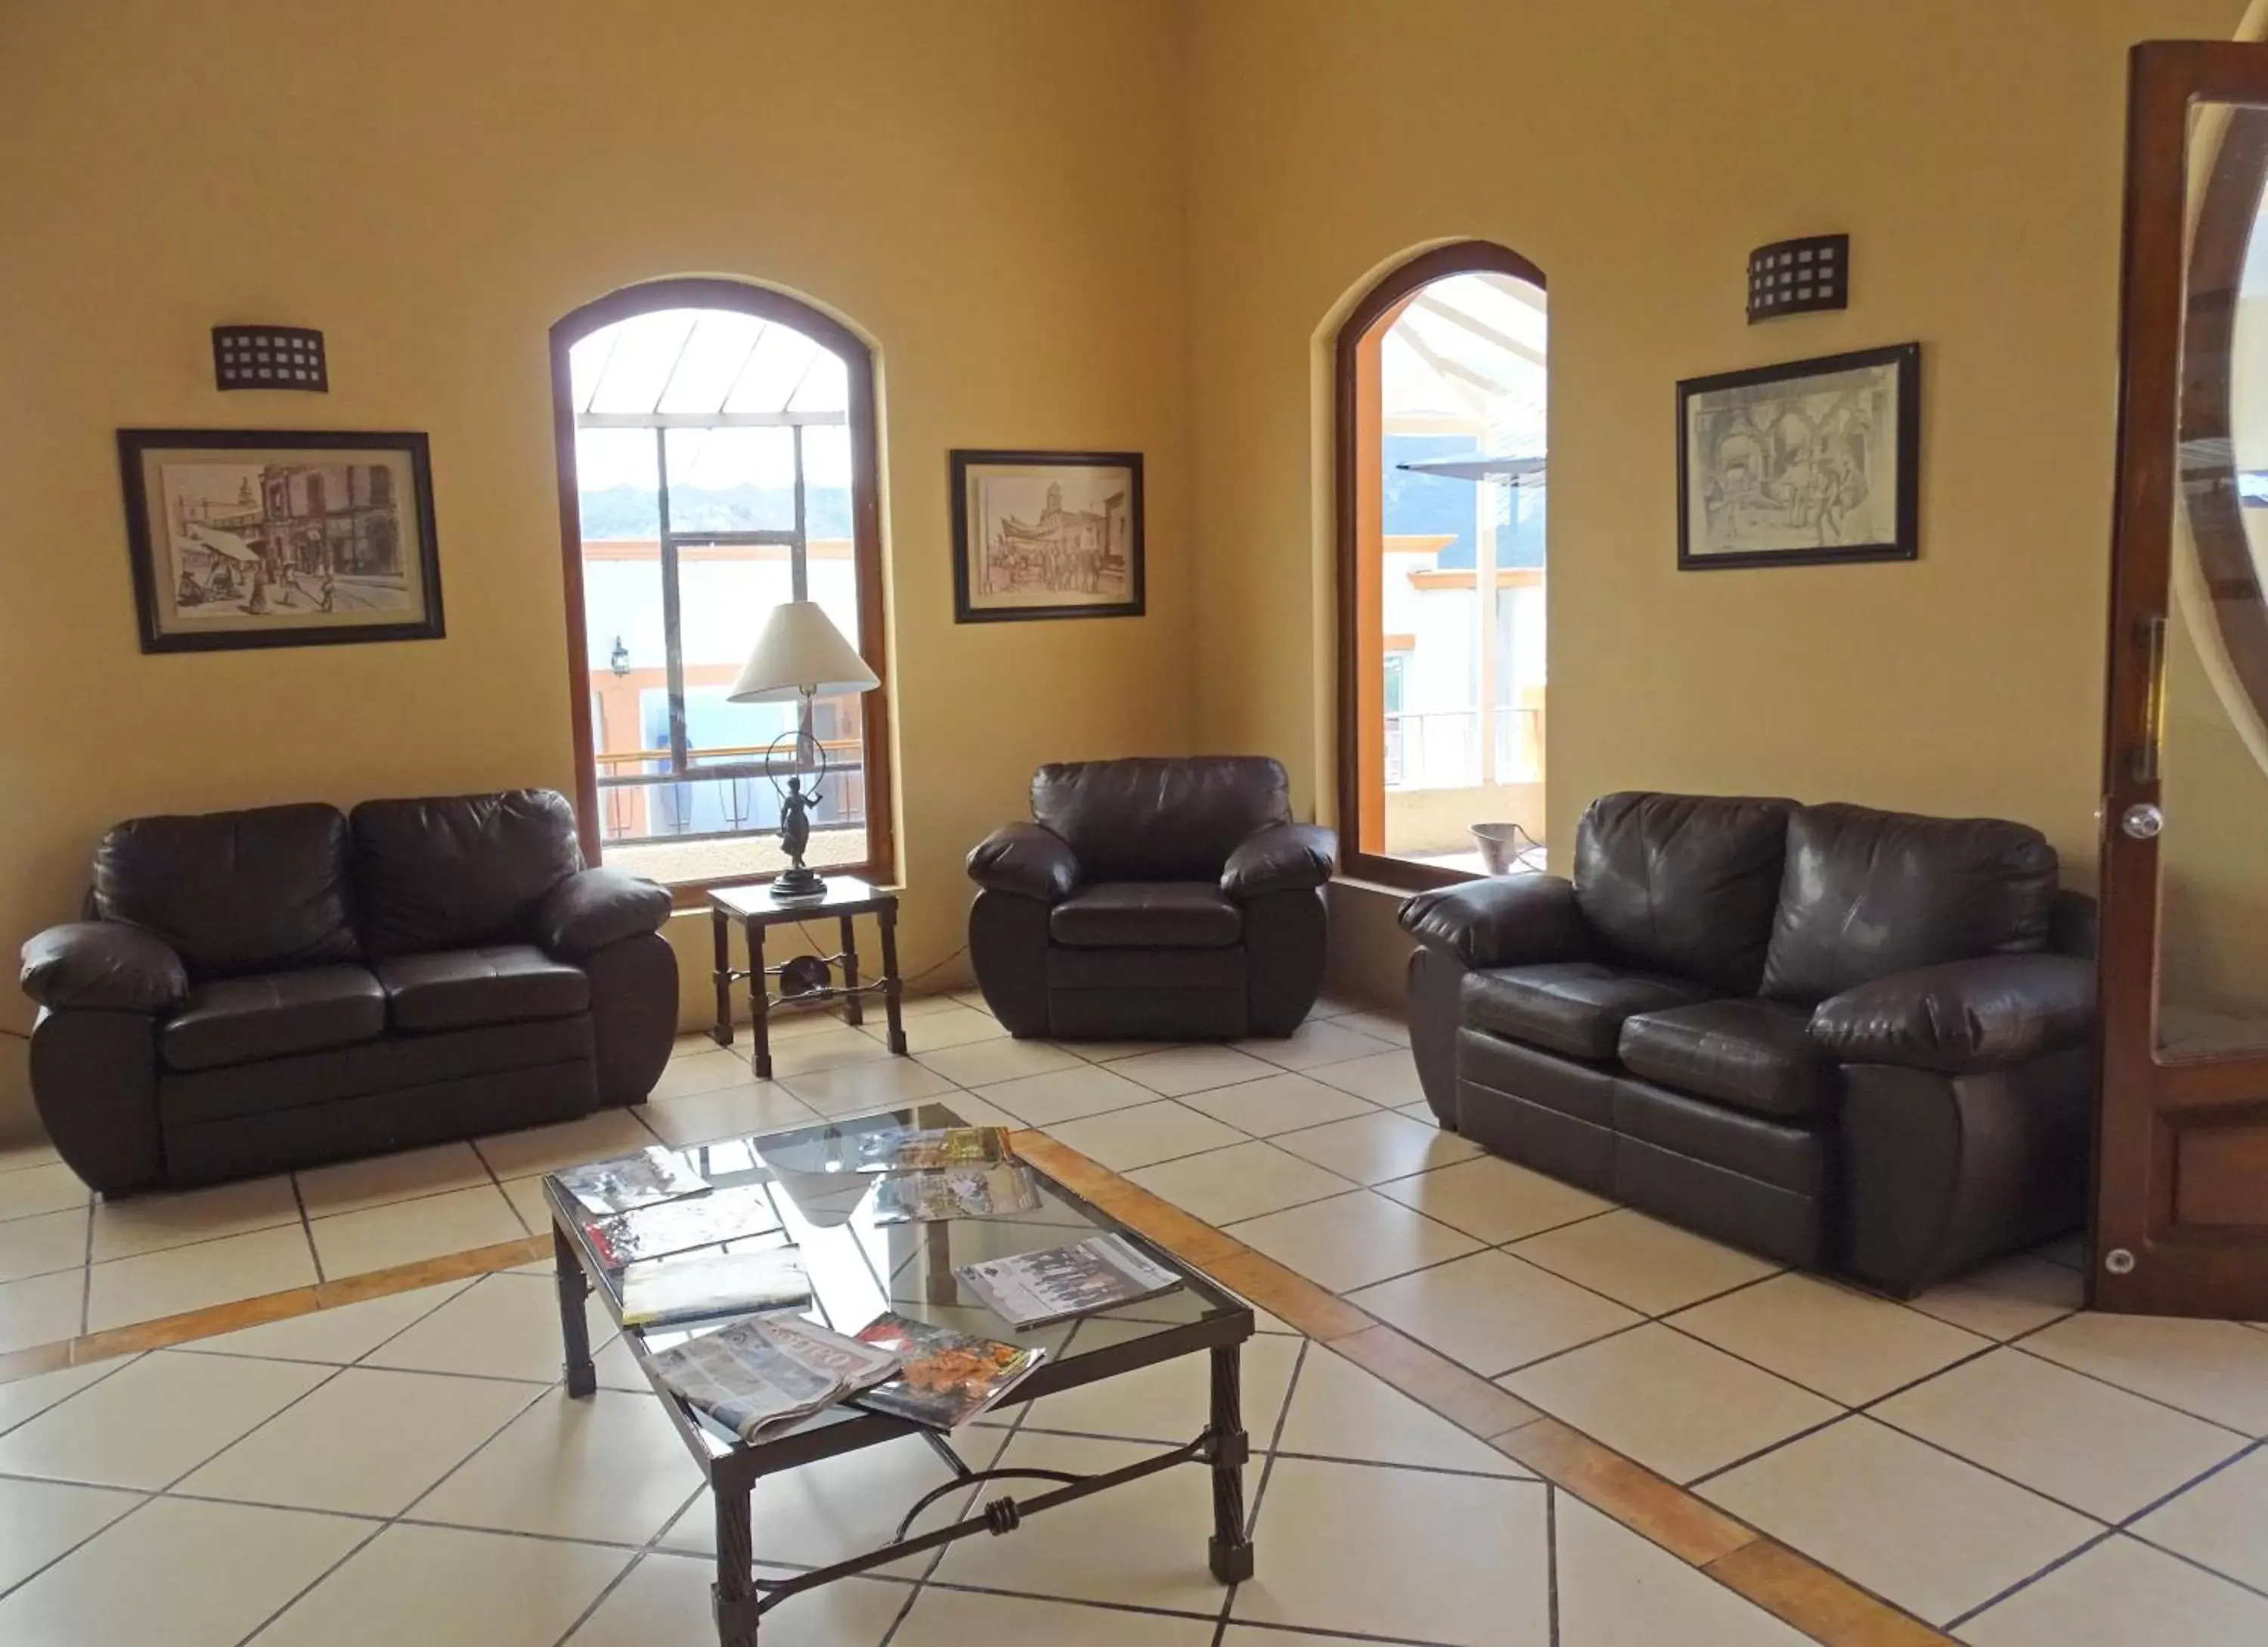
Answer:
[708,901,907,1080]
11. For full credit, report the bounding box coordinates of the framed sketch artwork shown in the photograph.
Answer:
[118,428,444,653]
[950,449,1145,622]
[1676,343,1919,569]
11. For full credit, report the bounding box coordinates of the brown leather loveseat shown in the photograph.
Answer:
[19,789,677,1195]
[965,756,1337,1041]
[1401,792,2096,1296]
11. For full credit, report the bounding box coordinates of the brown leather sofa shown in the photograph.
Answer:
[1400,792,2096,1296]
[966,756,1336,1040]
[18,789,677,1195]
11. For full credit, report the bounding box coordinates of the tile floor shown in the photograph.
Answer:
[5,989,2268,1644]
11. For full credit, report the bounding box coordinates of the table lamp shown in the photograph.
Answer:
[727,600,879,899]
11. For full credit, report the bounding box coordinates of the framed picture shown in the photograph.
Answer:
[118,428,444,652]
[1677,343,1919,569]
[950,449,1144,622]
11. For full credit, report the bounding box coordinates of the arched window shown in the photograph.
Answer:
[1334,242,1547,889]
[550,278,891,889]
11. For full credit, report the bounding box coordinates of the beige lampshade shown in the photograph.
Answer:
[727,600,879,703]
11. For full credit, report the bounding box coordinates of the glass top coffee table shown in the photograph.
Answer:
[544,1102,1256,1647]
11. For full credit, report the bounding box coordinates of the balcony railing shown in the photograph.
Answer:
[594,738,866,847]
[1384,706,1543,790]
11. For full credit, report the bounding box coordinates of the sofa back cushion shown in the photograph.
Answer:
[1032,756,1291,882]
[350,789,583,957]
[1572,792,1797,994]
[1760,802,2059,1004]
[94,802,359,978]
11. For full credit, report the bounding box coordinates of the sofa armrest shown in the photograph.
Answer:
[1222,823,1337,898]
[966,824,1081,904]
[535,868,671,959]
[1396,874,1590,969]
[1809,954,2096,1075]
[20,921,187,1013]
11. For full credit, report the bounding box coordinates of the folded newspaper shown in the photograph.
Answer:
[956,1233,1182,1329]
[619,1246,811,1329]
[649,1316,900,1444]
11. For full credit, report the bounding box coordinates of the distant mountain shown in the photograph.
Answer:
[577,485,854,541]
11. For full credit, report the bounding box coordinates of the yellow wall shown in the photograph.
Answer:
[0,0,1194,1137]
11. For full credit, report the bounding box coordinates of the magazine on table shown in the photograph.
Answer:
[850,1311,1046,1429]
[584,1183,782,1270]
[551,1147,708,1216]
[649,1315,900,1444]
[619,1245,811,1329]
[956,1233,1183,1330]
[871,1162,1043,1224]
[854,1125,1013,1173]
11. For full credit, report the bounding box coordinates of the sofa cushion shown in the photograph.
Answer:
[1049,882,1243,948]
[1461,962,1715,1062]
[1617,998,1836,1120]
[351,790,583,958]
[162,965,386,1072]
[1048,944,1246,991]
[375,944,590,1032]
[1032,757,1292,881]
[1761,802,2059,1004]
[95,802,359,978]
[1572,792,1796,995]
[1612,1078,1830,1196]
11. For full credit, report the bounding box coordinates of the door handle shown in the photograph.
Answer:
[2131,613,2167,784]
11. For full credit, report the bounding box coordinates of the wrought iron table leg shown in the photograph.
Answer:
[710,907,733,1047]
[838,914,863,1027]
[1207,1342,1254,1583]
[877,904,908,1056]
[554,1225,596,1398]
[746,917,772,1081]
[713,1481,760,1646]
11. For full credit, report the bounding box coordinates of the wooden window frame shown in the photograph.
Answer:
[1333,240,1547,891]
[549,277,894,904]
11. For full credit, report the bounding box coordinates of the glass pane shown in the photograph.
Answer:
[654,312,767,414]
[723,324,823,414]
[663,426,797,531]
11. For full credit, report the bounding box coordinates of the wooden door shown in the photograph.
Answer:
[2098,41,2268,1317]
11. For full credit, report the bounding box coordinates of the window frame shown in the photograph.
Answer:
[1333,240,1547,892]
[549,277,894,901]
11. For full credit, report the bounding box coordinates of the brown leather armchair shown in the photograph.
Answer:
[966,756,1335,1041]
[19,789,677,1194]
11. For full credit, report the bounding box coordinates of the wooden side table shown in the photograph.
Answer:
[706,876,907,1080]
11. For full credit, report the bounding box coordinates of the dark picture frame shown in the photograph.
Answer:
[1676,343,1919,570]
[950,448,1145,623]
[118,427,444,653]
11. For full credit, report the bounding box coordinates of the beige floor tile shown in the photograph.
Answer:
[0,1474,143,1593]
[308,1183,525,1278]
[1507,1208,1780,1315]
[88,1174,300,1261]
[1173,1070,1378,1136]
[1041,1101,1247,1171]
[0,1207,87,1283]
[977,1062,1159,1127]
[254,1521,631,1647]
[566,1552,905,1647]
[1377,1154,1615,1244]
[0,1140,66,1175]
[640,1081,820,1143]
[0,1162,91,1223]
[180,1277,475,1365]
[1272,1109,1482,1183]
[0,1348,327,1488]
[1502,1322,1840,1483]
[779,1056,959,1116]
[896,1585,1212,1647]
[1126,1140,1356,1226]
[411,1386,702,1543]
[1702,1416,2098,1626]
[1114,1044,1282,1096]
[2033,1231,2086,1269]
[1906,1254,2084,1341]
[869,1003,1005,1052]
[1351,1249,1641,1376]
[472,1109,660,1180]
[0,1267,84,1353]
[1306,1047,1428,1107]
[497,1174,553,1233]
[1325,1007,1411,1046]
[764,1026,897,1080]
[917,1036,1083,1087]
[1275,1344,1528,1475]
[999,1329,1300,1444]
[1306,993,1368,1019]
[0,1357,130,1436]
[922,1088,1021,1129]
[1234,1018,1397,1072]
[1873,1348,2246,1521]
[0,1496,370,1647]
[364,1270,615,1384]
[1228,1189,1482,1292]
[179,1365,541,1515]
[1555,1495,1811,1647]
[1668,1272,1991,1404]
[1232,1455,1550,1645]
[2021,1310,2268,1435]
[649,1046,757,1101]
[1960,1533,2268,1647]
[1062,1038,1186,1062]
[2132,1446,2268,1593]
[294,1143,491,1218]
[84,1224,318,1332]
